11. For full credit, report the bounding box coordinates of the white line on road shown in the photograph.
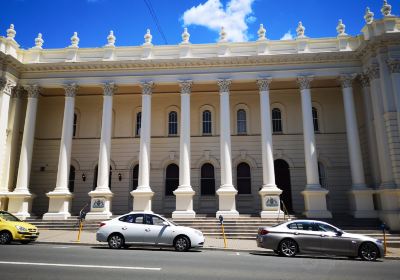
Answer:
[0,261,161,271]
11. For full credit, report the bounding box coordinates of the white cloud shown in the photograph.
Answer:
[280,30,294,40]
[182,0,256,42]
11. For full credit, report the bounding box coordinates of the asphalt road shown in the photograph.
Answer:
[0,244,399,280]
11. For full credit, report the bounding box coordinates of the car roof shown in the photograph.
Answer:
[282,219,337,226]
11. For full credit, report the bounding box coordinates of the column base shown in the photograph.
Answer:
[172,187,196,219]
[7,191,34,220]
[348,186,377,218]
[378,210,400,231]
[42,191,73,220]
[130,188,154,212]
[301,185,332,218]
[258,185,283,217]
[376,188,400,231]
[0,192,9,210]
[216,186,239,218]
[85,190,113,220]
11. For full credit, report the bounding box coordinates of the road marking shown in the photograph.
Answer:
[236,252,240,256]
[52,246,70,249]
[0,261,161,271]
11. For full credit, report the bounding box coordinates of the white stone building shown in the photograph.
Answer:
[0,2,400,230]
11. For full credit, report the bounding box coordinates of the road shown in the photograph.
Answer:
[0,244,398,280]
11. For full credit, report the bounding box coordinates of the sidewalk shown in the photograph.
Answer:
[36,230,400,260]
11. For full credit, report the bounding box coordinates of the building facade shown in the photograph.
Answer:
[0,3,400,230]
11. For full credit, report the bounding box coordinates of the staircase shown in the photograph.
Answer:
[26,214,400,248]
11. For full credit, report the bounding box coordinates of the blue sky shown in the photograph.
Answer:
[1,0,398,49]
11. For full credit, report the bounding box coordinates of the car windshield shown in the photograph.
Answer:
[0,211,20,222]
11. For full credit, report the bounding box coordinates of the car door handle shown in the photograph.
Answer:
[320,234,326,237]
[122,227,127,230]
[145,228,151,232]
[294,232,300,235]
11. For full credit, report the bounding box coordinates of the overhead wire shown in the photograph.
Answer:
[143,0,168,44]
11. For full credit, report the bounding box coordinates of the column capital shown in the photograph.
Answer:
[11,85,25,98]
[367,64,380,80]
[23,84,41,98]
[103,82,117,96]
[359,73,370,88]
[257,78,272,91]
[140,81,154,95]
[179,80,193,95]
[387,59,400,74]
[297,76,314,90]
[0,77,17,96]
[217,79,231,93]
[63,83,78,97]
[339,74,357,89]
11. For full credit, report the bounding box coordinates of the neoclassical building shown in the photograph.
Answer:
[1,2,400,230]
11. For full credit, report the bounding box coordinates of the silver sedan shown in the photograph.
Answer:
[256,220,384,261]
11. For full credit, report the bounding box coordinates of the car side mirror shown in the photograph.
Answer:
[336,230,343,236]
[162,221,169,226]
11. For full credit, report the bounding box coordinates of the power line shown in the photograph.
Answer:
[143,0,168,45]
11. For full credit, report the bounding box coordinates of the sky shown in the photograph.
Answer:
[1,0,399,49]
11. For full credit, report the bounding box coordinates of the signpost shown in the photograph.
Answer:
[219,215,227,248]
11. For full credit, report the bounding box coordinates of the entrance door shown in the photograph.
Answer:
[274,159,293,212]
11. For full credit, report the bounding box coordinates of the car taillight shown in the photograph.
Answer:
[258,229,269,235]
[99,222,106,228]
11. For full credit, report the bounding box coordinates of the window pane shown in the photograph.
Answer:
[272,108,282,133]
[237,109,246,134]
[169,111,178,136]
[132,165,139,191]
[202,110,212,135]
[68,165,75,193]
[73,114,77,137]
[136,112,141,136]
[201,163,215,195]
[312,107,319,132]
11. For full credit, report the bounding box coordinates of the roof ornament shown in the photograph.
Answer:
[181,27,190,44]
[69,32,79,48]
[336,19,347,37]
[6,24,16,39]
[381,0,392,17]
[144,29,152,45]
[364,7,374,24]
[296,22,306,39]
[257,24,266,40]
[219,26,227,42]
[106,30,116,47]
[33,33,44,49]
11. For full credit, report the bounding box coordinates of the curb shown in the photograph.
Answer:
[35,241,400,260]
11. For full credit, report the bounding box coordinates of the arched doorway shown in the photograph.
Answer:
[274,159,293,212]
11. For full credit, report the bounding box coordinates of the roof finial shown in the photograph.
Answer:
[296,22,306,38]
[106,30,116,47]
[33,33,44,49]
[257,24,266,40]
[381,0,392,17]
[219,26,227,42]
[364,7,374,24]
[181,27,190,44]
[69,32,79,48]
[336,19,347,37]
[7,24,16,39]
[143,29,152,45]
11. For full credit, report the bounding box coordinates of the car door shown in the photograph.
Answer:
[118,214,145,243]
[315,222,351,255]
[289,221,321,252]
[142,214,173,245]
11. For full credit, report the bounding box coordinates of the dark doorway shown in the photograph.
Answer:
[274,159,293,213]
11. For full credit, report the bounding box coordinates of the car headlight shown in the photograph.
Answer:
[15,225,28,232]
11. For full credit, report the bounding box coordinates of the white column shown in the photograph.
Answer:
[0,77,16,210]
[0,86,22,210]
[131,82,154,212]
[340,74,376,218]
[216,79,238,218]
[7,85,40,220]
[297,76,331,218]
[86,83,116,220]
[172,81,195,218]
[256,78,283,218]
[43,84,78,220]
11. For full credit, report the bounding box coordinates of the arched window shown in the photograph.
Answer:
[165,164,179,196]
[68,165,76,193]
[237,162,251,194]
[318,162,326,187]
[132,165,139,191]
[202,110,212,135]
[168,111,178,136]
[272,108,282,133]
[136,112,141,137]
[237,109,247,134]
[93,165,112,190]
[201,163,215,195]
[312,107,319,132]
[73,113,78,138]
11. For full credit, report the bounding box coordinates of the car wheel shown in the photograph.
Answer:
[279,239,298,257]
[20,240,31,245]
[359,242,379,261]
[174,236,190,252]
[0,231,12,245]
[108,234,125,249]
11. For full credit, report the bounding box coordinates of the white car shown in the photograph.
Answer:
[96,212,205,251]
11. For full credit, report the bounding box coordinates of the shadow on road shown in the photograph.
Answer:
[249,252,383,262]
[90,246,202,253]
